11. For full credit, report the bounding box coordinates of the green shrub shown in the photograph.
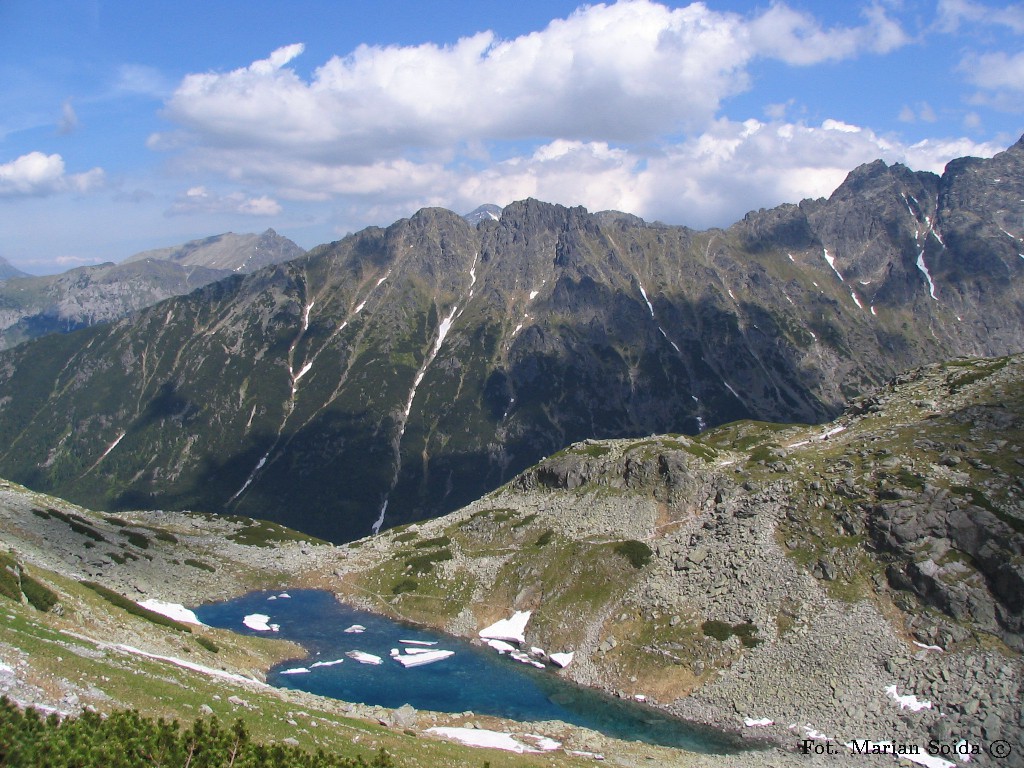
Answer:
[0,554,23,603]
[613,540,653,569]
[152,529,178,544]
[534,529,554,547]
[0,699,398,767]
[21,575,59,612]
[184,558,216,572]
[195,636,219,653]
[69,519,107,543]
[123,530,151,549]
[702,619,760,647]
[404,549,452,574]
[391,578,419,594]
[393,531,419,543]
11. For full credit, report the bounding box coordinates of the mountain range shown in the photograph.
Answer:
[0,137,1020,543]
[0,229,304,350]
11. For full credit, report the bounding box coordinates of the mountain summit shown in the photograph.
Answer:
[0,138,1021,542]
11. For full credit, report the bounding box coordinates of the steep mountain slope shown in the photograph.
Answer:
[0,228,304,350]
[0,139,1021,542]
[0,353,1020,765]
[336,353,1023,758]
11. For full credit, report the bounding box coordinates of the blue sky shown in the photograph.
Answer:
[1,0,1022,274]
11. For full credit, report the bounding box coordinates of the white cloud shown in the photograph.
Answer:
[0,152,104,198]
[167,186,282,216]
[59,100,78,135]
[937,0,1024,33]
[158,0,909,162]
[960,51,1024,108]
[746,2,908,65]
[284,120,1004,233]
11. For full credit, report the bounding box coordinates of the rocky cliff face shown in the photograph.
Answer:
[0,229,304,350]
[0,139,1021,542]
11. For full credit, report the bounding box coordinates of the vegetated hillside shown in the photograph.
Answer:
[0,228,304,350]
[335,353,1023,758]
[0,483,610,768]
[0,139,1021,542]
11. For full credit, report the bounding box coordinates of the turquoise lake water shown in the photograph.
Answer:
[195,589,759,753]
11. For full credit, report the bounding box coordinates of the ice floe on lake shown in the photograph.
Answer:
[346,651,383,665]
[242,613,279,632]
[343,624,366,634]
[392,649,455,668]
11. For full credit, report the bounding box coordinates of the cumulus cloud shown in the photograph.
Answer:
[0,152,104,198]
[166,185,282,216]
[146,1,1011,235]
[158,0,909,160]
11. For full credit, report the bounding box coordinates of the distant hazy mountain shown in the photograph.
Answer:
[0,256,29,281]
[0,229,303,350]
[123,228,304,273]
[0,137,1020,542]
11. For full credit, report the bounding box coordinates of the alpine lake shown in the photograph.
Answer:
[196,589,766,754]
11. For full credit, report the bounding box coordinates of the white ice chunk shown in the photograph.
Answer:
[343,624,366,634]
[485,639,517,654]
[549,651,574,668]
[394,649,455,667]
[310,658,344,668]
[818,425,846,440]
[138,600,205,626]
[902,754,956,768]
[744,717,773,727]
[885,684,932,711]
[117,645,267,687]
[400,639,438,646]
[243,614,278,632]
[479,611,532,644]
[346,651,383,665]
[426,727,556,753]
[823,248,844,281]
[912,641,943,652]
[280,667,309,675]
[916,252,938,300]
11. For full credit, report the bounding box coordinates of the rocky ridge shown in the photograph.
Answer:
[0,139,1022,541]
[0,228,304,350]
